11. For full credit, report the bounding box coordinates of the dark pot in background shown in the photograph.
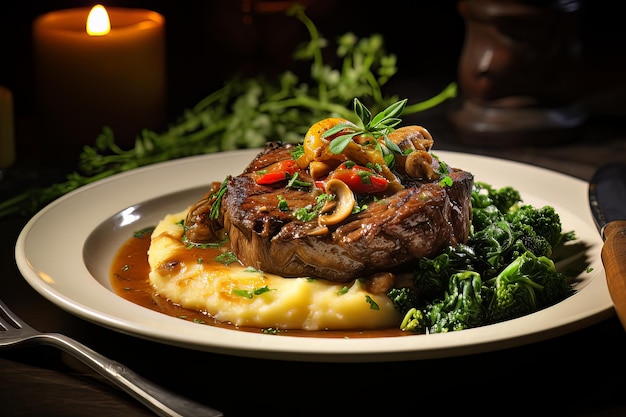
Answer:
[449,0,587,146]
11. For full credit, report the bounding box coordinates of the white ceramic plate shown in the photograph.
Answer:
[15,149,613,362]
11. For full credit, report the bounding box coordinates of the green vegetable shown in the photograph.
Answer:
[506,204,564,248]
[400,308,426,333]
[469,182,574,273]
[427,271,485,333]
[472,181,521,213]
[387,287,419,315]
[411,243,477,302]
[485,251,572,323]
[391,182,577,334]
[0,5,457,220]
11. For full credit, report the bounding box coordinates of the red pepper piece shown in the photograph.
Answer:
[327,162,388,194]
[254,159,299,185]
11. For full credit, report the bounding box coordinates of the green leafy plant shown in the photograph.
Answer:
[0,5,456,219]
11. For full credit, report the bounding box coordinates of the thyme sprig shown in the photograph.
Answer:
[325,98,406,154]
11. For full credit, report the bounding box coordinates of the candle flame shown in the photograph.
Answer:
[86,5,111,36]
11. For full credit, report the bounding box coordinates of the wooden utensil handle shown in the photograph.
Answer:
[602,220,626,330]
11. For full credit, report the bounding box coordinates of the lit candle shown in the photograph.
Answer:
[33,5,166,156]
[0,86,15,170]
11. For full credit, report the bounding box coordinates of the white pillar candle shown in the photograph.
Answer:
[33,5,166,154]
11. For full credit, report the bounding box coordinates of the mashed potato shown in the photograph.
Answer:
[148,209,402,330]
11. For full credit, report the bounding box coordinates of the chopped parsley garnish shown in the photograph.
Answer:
[233,285,273,299]
[293,193,333,221]
[133,227,155,238]
[290,144,305,160]
[184,237,229,249]
[215,251,238,265]
[365,295,380,310]
[439,176,453,187]
[277,195,290,211]
[286,172,311,189]
[430,153,452,187]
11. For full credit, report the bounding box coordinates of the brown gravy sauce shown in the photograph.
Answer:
[110,231,410,339]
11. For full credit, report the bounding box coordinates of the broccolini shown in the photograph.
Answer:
[389,181,577,334]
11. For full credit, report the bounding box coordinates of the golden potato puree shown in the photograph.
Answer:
[148,210,402,331]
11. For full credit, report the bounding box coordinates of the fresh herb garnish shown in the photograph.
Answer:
[286,172,311,189]
[277,195,290,211]
[209,179,228,220]
[183,237,228,249]
[365,295,380,310]
[233,286,273,299]
[133,227,155,238]
[439,176,453,187]
[215,251,238,265]
[324,98,407,155]
[293,193,333,221]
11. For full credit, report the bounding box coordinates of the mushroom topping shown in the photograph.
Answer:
[297,117,404,194]
[405,149,439,181]
[388,125,434,153]
[305,224,330,236]
[317,179,355,226]
[364,271,397,295]
[387,125,437,179]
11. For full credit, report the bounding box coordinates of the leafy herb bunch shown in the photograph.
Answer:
[0,4,456,219]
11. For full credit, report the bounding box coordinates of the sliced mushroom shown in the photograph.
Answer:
[365,272,396,295]
[405,149,439,181]
[317,179,355,226]
[388,125,434,152]
[388,125,435,177]
[306,224,330,236]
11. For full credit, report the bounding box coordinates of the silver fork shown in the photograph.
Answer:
[0,299,223,417]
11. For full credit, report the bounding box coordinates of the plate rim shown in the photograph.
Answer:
[14,149,614,362]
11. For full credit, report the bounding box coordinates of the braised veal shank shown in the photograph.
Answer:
[186,141,474,282]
